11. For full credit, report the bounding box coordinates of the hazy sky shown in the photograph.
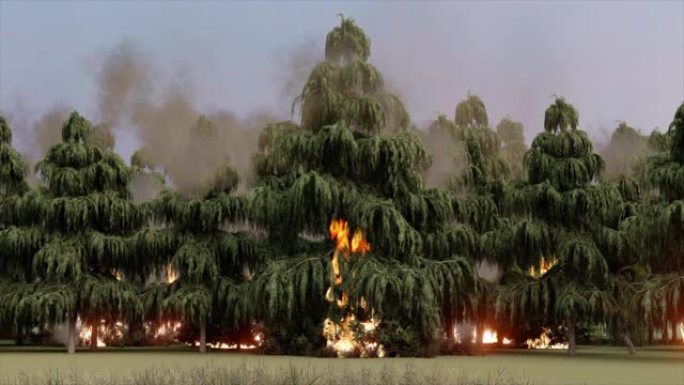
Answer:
[1,1,683,158]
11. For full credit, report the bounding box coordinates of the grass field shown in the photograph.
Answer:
[0,345,682,385]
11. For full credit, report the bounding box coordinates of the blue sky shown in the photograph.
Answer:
[1,1,683,157]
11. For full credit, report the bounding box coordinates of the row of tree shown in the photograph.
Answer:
[0,17,682,357]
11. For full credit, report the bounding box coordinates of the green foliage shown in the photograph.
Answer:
[163,284,211,323]
[296,18,408,134]
[0,114,29,196]
[493,98,622,347]
[544,97,578,133]
[454,94,488,128]
[669,102,684,164]
[80,275,143,322]
[496,117,527,181]
[253,255,328,324]
[325,16,371,64]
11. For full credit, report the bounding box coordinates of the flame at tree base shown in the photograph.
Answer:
[191,334,263,350]
[323,315,384,357]
[453,326,512,345]
[323,219,384,357]
[526,328,568,349]
[78,318,125,348]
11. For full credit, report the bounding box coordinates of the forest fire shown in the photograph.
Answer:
[151,320,183,341]
[526,328,568,349]
[324,218,382,357]
[78,319,125,348]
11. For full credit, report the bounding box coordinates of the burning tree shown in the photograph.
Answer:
[490,98,622,356]
[139,116,260,353]
[424,94,517,351]
[622,102,684,345]
[249,17,478,357]
[10,112,144,353]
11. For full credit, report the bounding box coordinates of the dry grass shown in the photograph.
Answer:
[0,345,682,385]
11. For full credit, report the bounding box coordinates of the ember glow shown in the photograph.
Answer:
[679,322,684,342]
[324,218,382,357]
[151,320,183,340]
[528,257,557,278]
[454,327,512,345]
[526,328,568,349]
[193,334,263,350]
[78,318,125,347]
[479,329,512,344]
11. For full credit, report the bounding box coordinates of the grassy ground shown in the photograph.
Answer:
[0,345,682,385]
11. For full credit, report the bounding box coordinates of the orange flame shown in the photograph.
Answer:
[165,264,179,284]
[526,327,568,349]
[324,218,381,357]
[329,219,371,257]
[528,257,556,278]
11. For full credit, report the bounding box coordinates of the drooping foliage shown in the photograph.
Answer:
[0,114,42,342]
[491,98,624,355]
[138,116,262,352]
[295,16,409,135]
[454,94,489,129]
[496,117,527,181]
[17,112,143,352]
[620,103,684,340]
[251,18,479,356]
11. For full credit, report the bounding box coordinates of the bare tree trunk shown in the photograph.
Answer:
[199,320,207,353]
[67,315,76,354]
[621,328,636,355]
[15,323,24,346]
[127,319,144,346]
[90,323,98,352]
[444,318,455,347]
[476,322,485,355]
[670,322,676,344]
[567,317,576,356]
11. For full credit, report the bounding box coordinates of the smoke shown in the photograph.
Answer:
[274,37,321,111]
[92,42,270,197]
[476,260,502,283]
[95,41,152,129]
[597,123,652,181]
[420,122,468,190]
[50,322,83,348]
[23,108,69,164]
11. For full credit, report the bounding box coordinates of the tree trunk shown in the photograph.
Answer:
[567,317,576,356]
[654,322,668,345]
[127,319,144,346]
[90,323,98,352]
[444,318,455,346]
[476,323,485,355]
[199,320,207,353]
[621,328,636,355]
[67,315,77,354]
[15,323,24,346]
[648,327,655,345]
[670,322,676,344]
